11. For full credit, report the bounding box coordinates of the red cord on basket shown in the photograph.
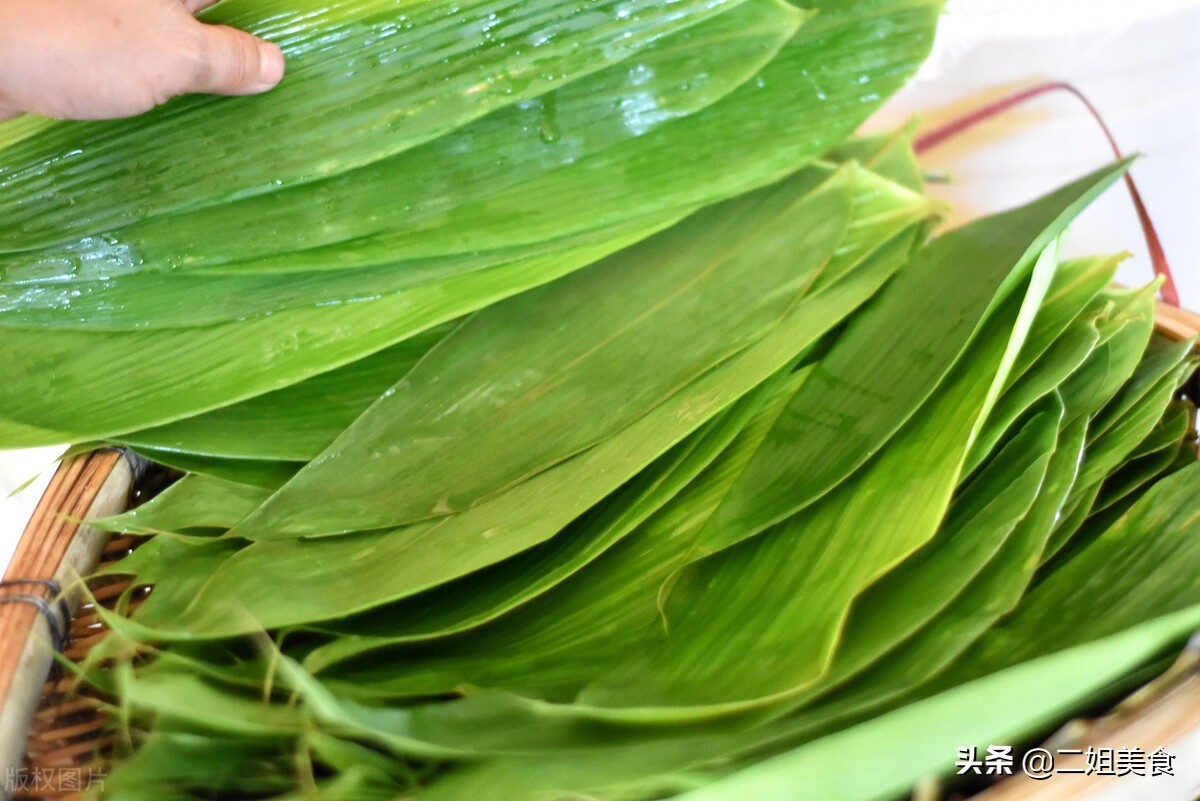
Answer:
[914,81,1180,307]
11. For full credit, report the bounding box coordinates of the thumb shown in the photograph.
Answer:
[186,24,286,96]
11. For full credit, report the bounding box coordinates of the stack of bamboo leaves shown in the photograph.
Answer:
[0,1,1198,799]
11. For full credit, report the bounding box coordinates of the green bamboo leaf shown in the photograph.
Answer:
[1087,336,1196,444]
[1006,255,1120,385]
[0,213,677,329]
[33,4,1200,797]
[807,389,1193,728]
[0,0,942,448]
[127,448,300,490]
[236,167,859,538]
[359,603,1198,801]
[0,114,53,152]
[0,214,673,447]
[0,0,757,252]
[1087,401,1193,516]
[300,372,796,672]
[1041,373,1198,573]
[126,212,918,638]
[264,408,1126,789]
[99,536,247,634]
[1058,283,1159,424]
[690,161,1129,557]
[1040,481,1104,567]
[1032,296,1166,566]
[112,661,306,740]
[272,770,400,801]
[98,401,1193,797]
[673,606,1200,801]
[0,0,800,326]
[1091,437,1186,516]
[1126,399,1193,460]
[100,474,272,536]
[776,395,1062,710]
[10,0,927,279]
[940,460,1200,685]
[1075,355,1197,489]
[99,733,298,800]
[824,122,925,193]
[115,323,455,461]
[297,217,927,674]
[789,414,1085,721]
[305,733,418,788]
[963,293,1103,475]
[306,366,830,698]
[577,240,1059,714]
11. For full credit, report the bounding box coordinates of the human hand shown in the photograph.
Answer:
[0,0,285,121]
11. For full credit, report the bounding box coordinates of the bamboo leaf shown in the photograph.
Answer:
[0,0,942,448]
[577,240,1059,713]
[672,606,1200,801]
[115,323,455,461]
[0,0,799,324]
[1006,255,1121,385]
[101,474,272,536]
[300,373,793,671]
[128,448,300,490]
[123,171,925,637]
[964,301,1100,475]
[940,460,1200,685]
[1075,354,1197,489]
[690,161,1128,556]
[789,414,1086,721]
[0,214,675,447]
[779,395,1062,711]
[0,0,760,251]
[1058,284,1159,424]
[237,167,858,538]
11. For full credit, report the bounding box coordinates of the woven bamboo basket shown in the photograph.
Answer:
[1,304,1198,801]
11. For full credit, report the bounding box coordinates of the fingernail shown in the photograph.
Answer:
[257,42,286,88]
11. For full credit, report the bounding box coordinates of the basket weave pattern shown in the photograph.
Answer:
[17,537,143,801]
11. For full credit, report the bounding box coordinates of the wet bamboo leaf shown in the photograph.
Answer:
[236,167,859,538]
[672,606,1200,801]
[0,214,675,447]
[101,474,272,536]
[0,0,797,324]
[300,372,794,671]
[123,170,925,637]
[0,0,759,251]
[578,241,1058,713]
[941,460,1200,685]
[113,323,456,461]
[690,161,1127,556]
[778,395,1062,712]
[128,448,300,490]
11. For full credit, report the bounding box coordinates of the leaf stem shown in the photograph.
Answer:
[914,81,1179,307]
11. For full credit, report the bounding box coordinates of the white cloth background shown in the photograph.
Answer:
[2,1,1199,572]
[872,0,1200,303]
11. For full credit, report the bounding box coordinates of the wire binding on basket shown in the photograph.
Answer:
[0,580,69,652]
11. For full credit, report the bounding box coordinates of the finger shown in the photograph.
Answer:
[186,24,286,96]
[183,0,222,13]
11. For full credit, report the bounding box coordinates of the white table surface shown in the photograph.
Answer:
[2,0,1198,574]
